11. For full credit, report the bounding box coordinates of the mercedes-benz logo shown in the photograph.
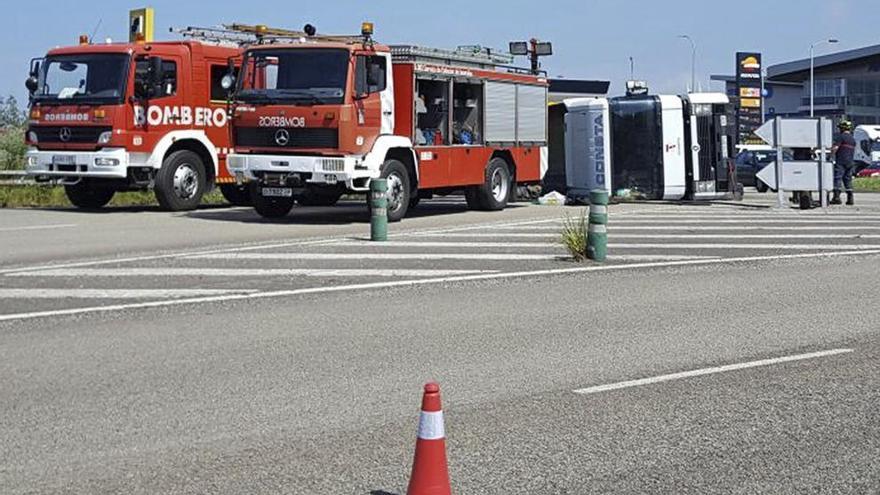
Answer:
[274,129,290,146]
[59,127,72,142]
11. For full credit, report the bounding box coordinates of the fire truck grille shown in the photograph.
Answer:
[29,126,111,144]
[234,128,339,149]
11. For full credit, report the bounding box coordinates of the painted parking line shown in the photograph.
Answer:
[0,288,258,299]
[573,348,854,395]
[0,224,78,233]
[6,268,499,278]
[2,249,879,323]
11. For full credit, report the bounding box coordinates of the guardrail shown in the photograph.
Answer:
[0,170,34,186]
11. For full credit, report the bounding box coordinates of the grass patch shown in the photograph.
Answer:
[854,177,880,192]
[561,210,589,261]
[0,184,227,209]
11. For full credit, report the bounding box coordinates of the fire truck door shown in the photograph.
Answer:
[379,53,394,134]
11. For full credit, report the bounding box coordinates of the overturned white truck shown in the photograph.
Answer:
[564,93,737,202]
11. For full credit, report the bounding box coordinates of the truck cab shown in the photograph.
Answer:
[25,40,244,210]
[854,125,880,168]
[227,38,399,216]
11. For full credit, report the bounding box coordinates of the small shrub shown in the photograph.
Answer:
[561,210,589,261]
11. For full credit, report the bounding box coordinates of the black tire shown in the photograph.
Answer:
[250,183,295,219]
[408,195,421,210]
[220,184,252,206]
[297,188,342,207]
[756,180,769,193]
[154,150,207,211]
[799,192,812,210]
[379,159,412,223]
[467,157,512,211]
[64,183,115,209]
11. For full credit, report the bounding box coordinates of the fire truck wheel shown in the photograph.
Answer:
[64,183,115,209]
[154,150,207,211]
[381,159,412,222]
[467,158,511,211]
[220,184,252,206]
[756,181,769,193]
[250,183,295,219]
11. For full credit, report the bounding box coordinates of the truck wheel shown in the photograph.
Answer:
[467,157,511,211]
[380,159,412,222]
[220,184,252,206]
[297,188,342,207]
[756,181,768,193]
[251,183,294,219]
[64,183,115,209]
[154,150,206,211]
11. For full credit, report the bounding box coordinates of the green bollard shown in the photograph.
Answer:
[587,189,609,262]
[370,178,388,242]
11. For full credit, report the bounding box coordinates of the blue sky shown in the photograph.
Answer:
[2,0,878,105]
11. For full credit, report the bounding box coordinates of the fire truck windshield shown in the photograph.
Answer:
[34,54,130,105]
[237,48,348,105]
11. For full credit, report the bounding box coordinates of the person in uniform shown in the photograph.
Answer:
[831,120,857,205]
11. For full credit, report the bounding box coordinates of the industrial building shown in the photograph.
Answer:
[713,43,880,125]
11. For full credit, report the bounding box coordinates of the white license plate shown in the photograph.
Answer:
[261,187,293,198]
[52,155,76,166]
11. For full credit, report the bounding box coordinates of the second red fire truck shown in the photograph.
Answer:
[224,23,549,221]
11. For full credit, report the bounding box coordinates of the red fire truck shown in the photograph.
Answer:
[24,36,246,210]
[224,23,549,221]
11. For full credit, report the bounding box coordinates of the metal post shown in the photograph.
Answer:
[587,189,609,262]
[810,44,815,118]
[370,179,388,242]
[818,117,828,208]
[774,116,786,209]
[678,35,696,93]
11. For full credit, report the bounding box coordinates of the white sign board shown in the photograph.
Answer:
[757,161,834,191]
[755,118,833,148]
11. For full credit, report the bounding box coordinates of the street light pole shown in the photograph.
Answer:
[678,35,696,92]
[810,38,839,117]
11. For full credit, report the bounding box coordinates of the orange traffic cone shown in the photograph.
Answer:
[407,382,452,495]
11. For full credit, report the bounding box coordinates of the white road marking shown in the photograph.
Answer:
[0,288,258,299]
[612,219,880,225]
[572,349,854,395]
[490,225,880,231]
[2,248,879,322]
[328,240,880,250]
[193,253,567,261]
[409,232,880,240]
[192,253,715,262]
[0,217,563,276]
[0,224,78,233]
[7,268,497,278]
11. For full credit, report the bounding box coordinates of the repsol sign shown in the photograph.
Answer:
[134,106,227,127]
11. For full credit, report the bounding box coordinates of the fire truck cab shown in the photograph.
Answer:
[226,25,548,221]
[24,40,245,210]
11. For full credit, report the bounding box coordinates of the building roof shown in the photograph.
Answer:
[767,44,880,80]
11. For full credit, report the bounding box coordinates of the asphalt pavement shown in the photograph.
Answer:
[1,192,879,493]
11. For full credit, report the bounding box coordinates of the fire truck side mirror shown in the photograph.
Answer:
[26,59,41,94]
[148,57,165,85]
[25,76,39,94]
[221,74,236,91]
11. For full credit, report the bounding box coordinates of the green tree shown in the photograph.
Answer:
[0,95,27,170]
[0,96,26,128]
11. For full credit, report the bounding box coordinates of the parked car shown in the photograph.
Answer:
[735,147,793,192]
[857,162,880,178]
